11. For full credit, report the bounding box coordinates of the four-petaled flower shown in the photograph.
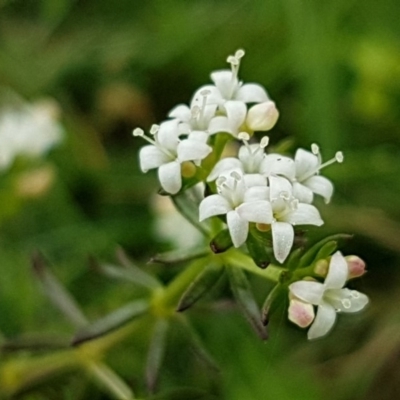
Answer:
[289,251,369,340]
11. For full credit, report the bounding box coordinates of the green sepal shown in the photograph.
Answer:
[227,266,268,340]
[146,318,169,394]
[150,247,209,266]
[209,229,233,254]
[261,284,285,326]
[246,228,273,269]
[315,241,338,262]
[177,263,225,312]
[298,234,353,269]
[285,247,304,271]
[71,300,149,345]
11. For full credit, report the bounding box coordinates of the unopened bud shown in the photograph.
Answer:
[345,255,366,279]
[288,299,315,328]
[314,259,329,277]
[246,101,279,131]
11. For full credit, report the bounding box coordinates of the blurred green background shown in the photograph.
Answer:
[0,0,400,399]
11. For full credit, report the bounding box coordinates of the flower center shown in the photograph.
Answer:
[238,132,269,173]
[226,49,245,99]
[191,89,211,130]
[216,170,245,208]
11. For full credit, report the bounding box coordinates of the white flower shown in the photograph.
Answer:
[199,170,273,247]
[207,133,269,183]
[269,176,323,263]
[293,144,343,204]
[192,49,269,107]
[208,100,247,137]
[135,119,212,195]
[289,251,369,340]
[0,100,63,170]
[246,101,279,131]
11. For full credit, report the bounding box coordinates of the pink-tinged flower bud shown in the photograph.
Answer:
[314,259,329,277]
[246,101,279,131]
[288,299,315,328]
[345,255,366,279]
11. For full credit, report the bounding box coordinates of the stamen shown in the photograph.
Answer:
[216,176,227,187]
[227,49,245,99]
[280,191,291,201]
[335,151,344,163]
[133,128,144,137]
[191,105,200,118]
[198,90,211,124]
[235,49,245,59]
[238,132,250,141]
[311,143,319,155]
[230,171,242,181]
[260,136,269,149]
[150,124,159,135]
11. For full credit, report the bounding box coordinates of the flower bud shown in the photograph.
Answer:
[314,259,329,277]
[288,299,315,328]
[246,101,279,131]
[345,255,366,279]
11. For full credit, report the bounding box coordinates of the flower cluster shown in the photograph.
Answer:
[135,49,343,264]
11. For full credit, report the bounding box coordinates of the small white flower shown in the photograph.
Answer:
[199,170,273,247]
[289,251,369,340]
[269,176,323,263]
[135,119,212,195]
[207,133,269,183]
[288,299,315,328]
[192,49,269,107]
[208,100,247,137]
[293,144,343,204]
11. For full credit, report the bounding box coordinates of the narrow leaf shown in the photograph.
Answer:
[286,247,304,271]
[261,284,284,325]
[88,361,135,400]
[315,240,338,261]
[146,319,169,394]
[150,247,209,265]
[32,252,88,328]
[177,263,225,312]
[227,266,268,340]
[1,335,69,353]
[299,234,353,268]
[72,300,149,346]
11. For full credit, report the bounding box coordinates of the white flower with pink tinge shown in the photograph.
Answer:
[289,251,369,340]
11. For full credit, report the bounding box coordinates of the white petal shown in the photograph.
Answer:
[188,130,209,142]
[289,281,325,304]
[191,85,223,107]
[324,251,348,289]
[326,289,369,313]
[260,154,295,180]
[243,173,267,187]
[292,182,314,204]
[271,221,294,263]
[307,301,337,340]
[236,83,269,103]
[158,161,182,194]
[157,119,180,151]
[303,175,334,203]
[168,104,191,122]
[282,204,324,226]
[269,176,293,201]
[223,100,247,131]
[208,116,233,135]
[210,70,238,100]
[295,148,319,181]
[139,145,170,172]
[244,186,269,202]
[199,194,232,221]
[236,200,273,224]
[227,210,249,247]
[177,139,211,162]
[207,158,243,181]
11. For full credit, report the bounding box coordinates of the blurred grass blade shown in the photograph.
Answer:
[88,361,135,400]
[72,300,149,346]
[150,247,209,265]
[1,335,70,353]
[146,319,169,394]
[149,387,218,400]
[32,252,88,328]
[299,234,353,268]
[227,266,268,340]
[177,263,225,312]
[91,258,161,290]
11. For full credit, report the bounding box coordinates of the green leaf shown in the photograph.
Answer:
[227,266,268,340]
[298,234,353,268]
[209,229,233,254]
[285,247,304,271]
[246,230,272,269]
[149,387,218,400]
[177,263,225,312]
[150,247,209,265]
[1,335,69,353]
[32,252,88,329]
[146,319,169,394]
[315,240,338,261]
[261,284,285,326]
[72,300,149,346]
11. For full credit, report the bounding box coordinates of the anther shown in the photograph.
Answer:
[335,151,344,163]
[133,127,144,137]
[227,55,239,65]
[311,143,319,155]
[235,49,245,59]
[238,132,250,141]
[230,171,242,181]
[260,136,269,149]
[150,124,159,135]
[200,89,211,96]
[216,176,227,186]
